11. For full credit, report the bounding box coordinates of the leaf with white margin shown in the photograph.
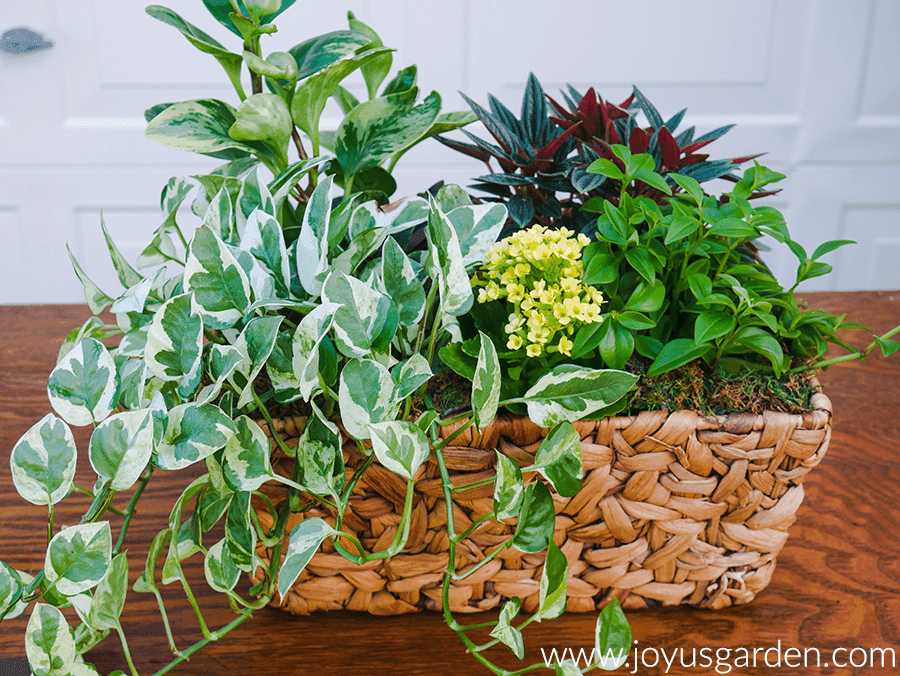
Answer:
[47,337,119,427]
[426,200,473,316]
[25,604,78,676]
[224,491,255,571]
[155,403,236,471]
[444,202,508,268]
[229,316,283,408]
[528,422,583,498]
[295,175,334,296]
[593,599,631,671]
[144,293,204,399]
[295,406,344,500]
[380,236,426,326]
[321,270,393,358]
[523,366,639,428]
[45,522,112,596]
[492,452,524,521]
[539,540,568,620]
[88,410,154,491]
[222,416,273,491]
[265,330,302,403]
[489,597,524,659]
[10,414,77,506]
[368,420,429,481]
[555,660,584,676]
[183,225,251,330]
[339,358,398,440]
[110,268,165,316]
[196,343,243,405]
[234,248,276,304]
[161,518,203,585]
[472,332,500,429]
[278,517,338,599]
[67,245,113,314]
[240,208,290,295]
[291,303,340,401]
[137,176,193,270]
[204,538,240,593]
[237,165,276,232]
[391,353,432,401]
[0,561,23,618]
[99,212,142,288]
[202,183,235,242]
[88,552,128,631]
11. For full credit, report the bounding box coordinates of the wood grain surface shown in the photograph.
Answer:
[1,292,898,675]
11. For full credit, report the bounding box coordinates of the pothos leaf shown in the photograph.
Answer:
[10,414,77,506]
[45,522,112,596]
[47,337,119,427]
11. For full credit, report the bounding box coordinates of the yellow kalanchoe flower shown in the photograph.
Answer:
[473,224,605,358]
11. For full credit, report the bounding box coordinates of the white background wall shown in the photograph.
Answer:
[0,0,898,304]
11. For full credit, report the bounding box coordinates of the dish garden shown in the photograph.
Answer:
[2,1,899,675]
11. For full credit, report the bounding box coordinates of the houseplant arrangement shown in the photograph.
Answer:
[3,2,900,676]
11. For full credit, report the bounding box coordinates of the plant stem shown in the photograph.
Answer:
[790,324,900,374]
[114,621,140,676]
[291,128,308,160]
[114,466,154,555]
[415,281,440,357]
[150,609,257,676]
[47,504,54,543]
[450,511,494,543]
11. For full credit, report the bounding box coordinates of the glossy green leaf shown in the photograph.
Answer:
[493,452,524,521]
[45,522,112,596]
[201,0,297,37]
[25,604,78,676]
[368,420,429,481]
[530,423,583,498]
[144,293,204,398]
[339,358,398,440]
[204,538,240,593]
[472,332,501,429]
[156,403,236,471]
[708,217,756,239]
[47,337,119,427]
[646,338,710,377]
[597,316,634,371]
[278,517,338,598]
[229,93,292,147]
[624,279,665,313]
[511,481,554,553]
[669,173,704,204]
[490,597,524,659]
[334,90,441,178]
[593,599,631,671]
[346,13,392,99]
[184,226,252,329]
[89,410,153,491]
[523,365,638,428]
[694,310,736,345]
[539,540,568,620]
[733,327,787,376]
[88,552,128,631]
[222,416,273,491]
[10,414,77,506]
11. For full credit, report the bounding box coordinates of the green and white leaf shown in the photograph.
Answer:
[489,597,524,660]
[110,268,165,316]
[528,422,584,498]
[145,99,258,157]
[472,331,501,429]
[89,410,154,491]
[295,175,335,296]
[25,604,78,676]
[229,316,283,408]
[45,522,112,596]
[67,245,113,314]
[88,552,128,631]
[222,416,274,491]
[593,599,631,671]
[427,200,473,316]
[444,203,507,267]
[493,452,524,521]
[278,518,338,599]
[321,271,394,358]
[196,343,242,404]
[144,293,204,398]
[204,538,240,593]
[10,414,77,506]
[523,366,638,428]
[333,197,428,275]
[339,358,398,440]
[47,337,119,427]
[539,540,568,620]
[380,237,426,326]
[367,420,429,481]
[0,562,23,619]
[183,226,252,329]
[240,208,290,295]
[156,403,236,470]
[161,519,202,585]
[99,212,142,288]
[391,353,432,400]
[295,407,344,500]
[202,183,236,242]
[266,303,339,402]
[225,491,255,571]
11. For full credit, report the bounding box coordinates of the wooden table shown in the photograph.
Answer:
[1,292,898,676]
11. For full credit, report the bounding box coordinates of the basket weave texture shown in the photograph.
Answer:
[253,384,831,616]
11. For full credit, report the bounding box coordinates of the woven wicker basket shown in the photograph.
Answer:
[252,381,832,616]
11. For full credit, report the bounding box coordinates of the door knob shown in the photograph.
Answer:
[0,27,53,54]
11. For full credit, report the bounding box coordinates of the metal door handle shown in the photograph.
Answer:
[0,27,53,54]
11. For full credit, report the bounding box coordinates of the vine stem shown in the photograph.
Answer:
[150,608,259,676]
[789,324,900,374]
[114,466,154,555]
[114,621,140,676]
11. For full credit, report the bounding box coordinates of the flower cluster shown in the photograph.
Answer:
[475,224,604,357]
